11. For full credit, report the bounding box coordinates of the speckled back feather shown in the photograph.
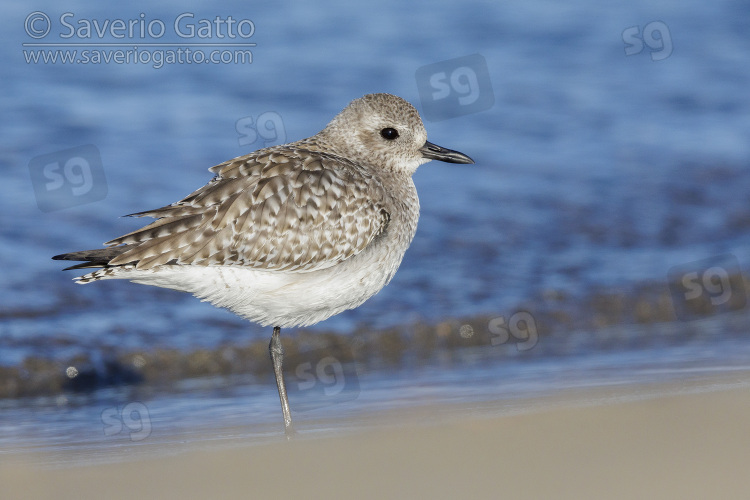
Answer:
[104,145,391,272]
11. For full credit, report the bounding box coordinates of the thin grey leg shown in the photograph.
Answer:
[269,326,295,437]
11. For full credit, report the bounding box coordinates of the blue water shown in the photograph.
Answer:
[2,0,750,450]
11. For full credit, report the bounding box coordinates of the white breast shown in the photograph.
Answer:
[124,231,405,327]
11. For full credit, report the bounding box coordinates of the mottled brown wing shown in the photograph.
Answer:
[105,147,391,272]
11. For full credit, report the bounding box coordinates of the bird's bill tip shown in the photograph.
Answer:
[419,141,474,164]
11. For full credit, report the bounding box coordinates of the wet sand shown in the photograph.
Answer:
[2,374,749,500]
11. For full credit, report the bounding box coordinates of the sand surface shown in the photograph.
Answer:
[2,374,750,500]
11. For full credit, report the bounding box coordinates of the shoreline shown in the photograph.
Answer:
[3,281,749,400]
[3,372,750,499]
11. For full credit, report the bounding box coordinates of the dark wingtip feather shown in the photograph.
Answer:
[60,262,104,271]
[52,245,135,270]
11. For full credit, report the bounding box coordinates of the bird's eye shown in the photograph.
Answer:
[380,128,399,140]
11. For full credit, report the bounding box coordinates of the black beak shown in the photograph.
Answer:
[419,141,474,164]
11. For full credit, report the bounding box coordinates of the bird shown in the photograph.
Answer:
[53,93,474,437]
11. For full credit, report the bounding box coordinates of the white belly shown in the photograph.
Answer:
[122,239,404,328]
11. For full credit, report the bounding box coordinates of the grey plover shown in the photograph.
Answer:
[53,93,474,436]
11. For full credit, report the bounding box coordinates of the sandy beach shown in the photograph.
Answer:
[3,373,749,500]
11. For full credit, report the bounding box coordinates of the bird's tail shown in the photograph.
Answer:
[52,245,136,282]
